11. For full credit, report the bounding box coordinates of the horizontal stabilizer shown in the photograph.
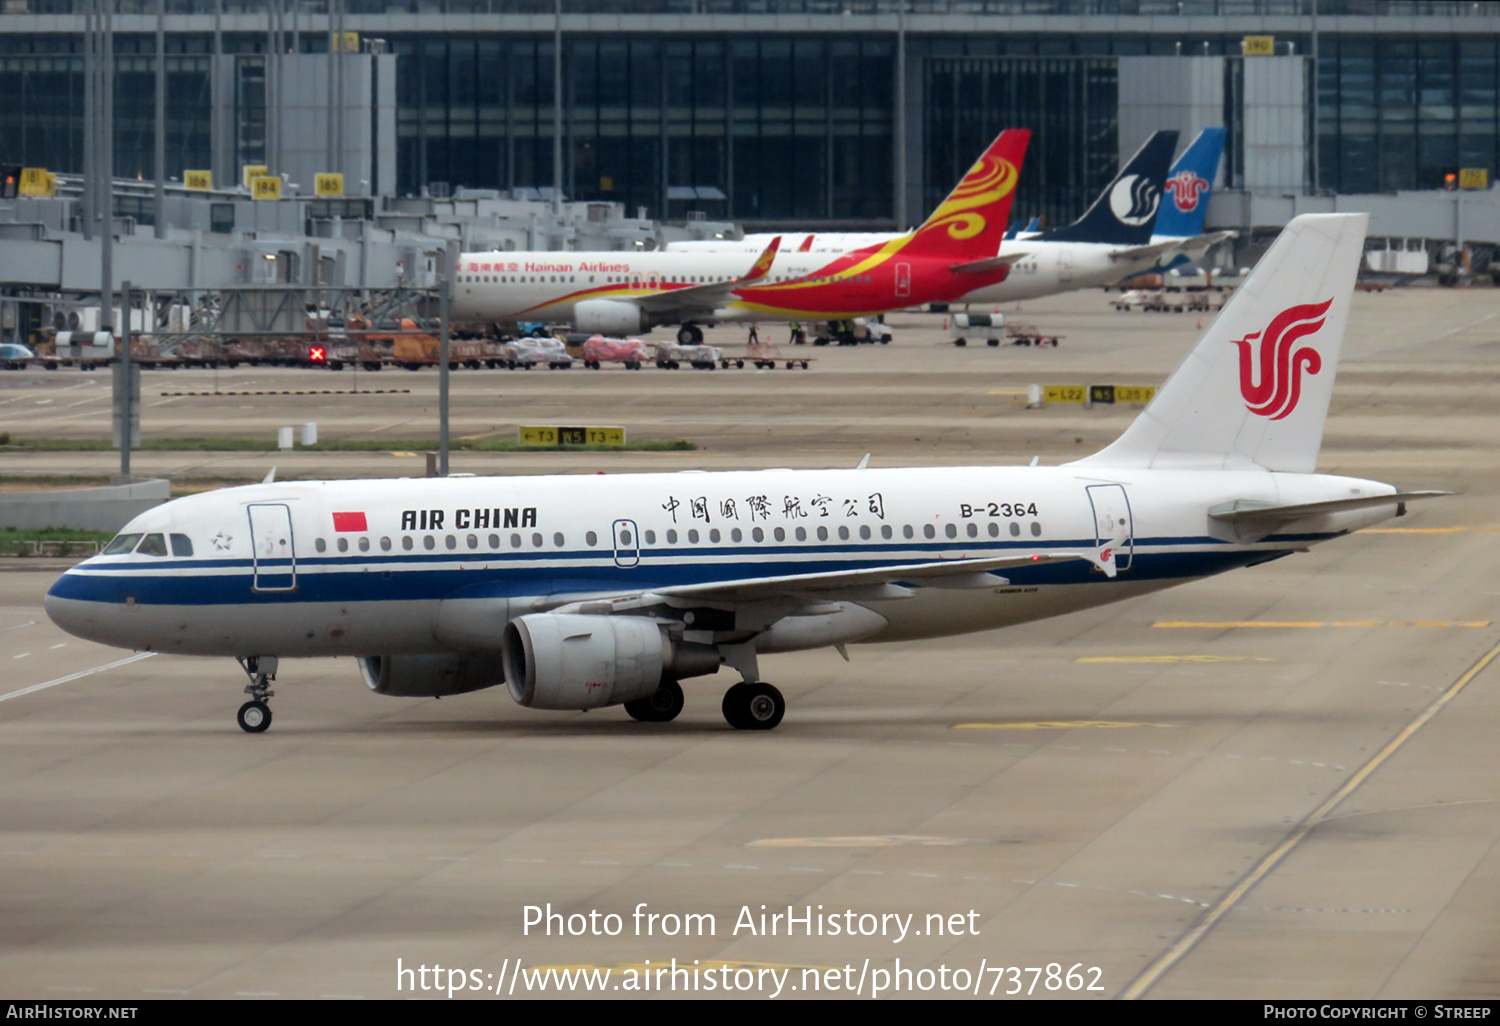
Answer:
[950,252,1028,275]
[1209,491,1450,524]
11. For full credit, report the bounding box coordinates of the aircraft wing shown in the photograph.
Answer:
[632,235,782,315]
[1208,491,1450,525]
[949,252,1029,275]
[1112,230,1238,263]
[544,548,1118,618]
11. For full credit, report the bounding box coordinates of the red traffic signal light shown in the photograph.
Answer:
[309,345,327,362]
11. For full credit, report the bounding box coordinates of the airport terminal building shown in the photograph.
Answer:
[0,1,1497,233]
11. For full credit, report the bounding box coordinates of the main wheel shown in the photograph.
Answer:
[723,681,784,731]
[625,680,685,723]
[237,700,272,733]
[677,325,696,345]
[690,325,704,344]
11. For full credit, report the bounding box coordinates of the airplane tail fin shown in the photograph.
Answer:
[1039,130,1178,246]
[899,128,1030,261]
[1070,212,1369,474]
[1155,127,1227,239]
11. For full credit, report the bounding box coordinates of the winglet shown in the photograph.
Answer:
[740,236,782,283]
[797,235,815,253]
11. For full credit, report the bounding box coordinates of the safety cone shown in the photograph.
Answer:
[1196,316,1203,330]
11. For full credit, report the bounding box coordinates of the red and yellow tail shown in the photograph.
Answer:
[901,129,1029,261]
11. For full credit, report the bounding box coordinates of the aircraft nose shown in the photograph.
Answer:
[44,566,116,645]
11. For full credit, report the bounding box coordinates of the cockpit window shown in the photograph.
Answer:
[136,533,169,556]
[103,533,142,555]
[170,533,193,557]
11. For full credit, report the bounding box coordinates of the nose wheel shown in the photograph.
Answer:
[721,681,785,730]
[237,699,272,733]
[235,656,279,733]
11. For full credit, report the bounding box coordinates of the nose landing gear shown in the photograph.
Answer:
[235,655,278,733]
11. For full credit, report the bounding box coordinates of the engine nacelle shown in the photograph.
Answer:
[573,299,646,336]
[359,653,505,697]
[502,614,719,711]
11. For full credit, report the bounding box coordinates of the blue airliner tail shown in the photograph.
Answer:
[1154,127,1226,239]
[1038,130,1178,246]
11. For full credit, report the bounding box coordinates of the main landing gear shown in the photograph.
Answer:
[235,655,278,733]
[676,324,704,345]
[721,681,785,731]
[624,679,685,723]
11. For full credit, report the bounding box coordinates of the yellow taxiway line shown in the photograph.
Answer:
[1120,634,1500,999]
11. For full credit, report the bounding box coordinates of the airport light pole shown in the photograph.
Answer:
[438,242,454,477]
[154,0,166,240]
[552,0,562,221]
[894,0,907,230]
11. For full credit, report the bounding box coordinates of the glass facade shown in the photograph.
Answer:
[0,6,1497,226]
[1317,36,1499,193]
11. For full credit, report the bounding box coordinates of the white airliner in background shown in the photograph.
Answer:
[45,214,1441,734]
[672,129,1234,309]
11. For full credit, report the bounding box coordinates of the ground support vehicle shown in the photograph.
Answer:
[653,341,724,370]
[746,342,810,369]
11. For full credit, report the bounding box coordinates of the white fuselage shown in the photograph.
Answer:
[669,232,1189,305]
[45,465,1396,662]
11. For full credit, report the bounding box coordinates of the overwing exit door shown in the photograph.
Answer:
[1085,484,1133,571]
[612,519,640,568]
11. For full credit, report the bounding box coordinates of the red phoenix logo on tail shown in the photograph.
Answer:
[1231,299,1333,421]
[1164,170,1208,213]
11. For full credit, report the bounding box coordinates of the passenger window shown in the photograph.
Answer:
[816,526,828,541]
[1009,522,1021,537]
[881,525,892,540]
[446,535,457,550]
[468,534,479,549]
[795,526,806,541]
[688,529,700,543]
[402,536,415,550]
[643,530,655,544]
[553,532,565,547]
[731,528,743,542]
[170,533,193,556]
[1030,522,1042,537]
[752,528,764,542]
[337,537,349,552]
[381,536,392,551]
[424,536,436,550]
[532,533,543,547]
[136,533,169,556]
[988,523,999,538]
[902,525,913,540]
[773,527,785,542]
[489,533,500,548]
[511,534,522,548]
[585,531,597,547]
[923,524,936,539]
[838,526,850,541]
[966,523,978,538]
[359,537,371,551]
[667,529,678,544]
[945,524,958,539]
[619,530,632,545]
[315,538,327,553]
[709,528,721,543]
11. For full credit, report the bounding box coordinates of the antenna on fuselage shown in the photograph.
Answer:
[855,453,871,470]
[263,466,277,484]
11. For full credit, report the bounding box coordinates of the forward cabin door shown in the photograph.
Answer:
[248,503,298,591]
[1085,484,1134,571]
[1058,250,1075,284]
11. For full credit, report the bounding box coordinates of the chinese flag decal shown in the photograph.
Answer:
[332,511,368,532]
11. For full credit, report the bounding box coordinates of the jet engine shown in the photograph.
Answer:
[502,613,719,711]
[573,299,646,336]
[359,653,505,697]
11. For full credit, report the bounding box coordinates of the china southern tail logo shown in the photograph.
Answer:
[1165,170,1209,212]
[1108,174,1161,226]
[1231,299,1333,421]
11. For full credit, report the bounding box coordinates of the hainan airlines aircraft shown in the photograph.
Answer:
[449,130,1032,344]
[676,129,1233,308]
[45,215,1442,735]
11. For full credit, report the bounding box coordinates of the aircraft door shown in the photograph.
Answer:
[895,262,911,297]
[1085,484,1133,571]
[1058,251,1074,284]
[612,519,640,568]
[247,503,298,591]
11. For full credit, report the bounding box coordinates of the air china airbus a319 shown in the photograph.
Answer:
[46,214,1442,734]
[449,129,1031,343]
